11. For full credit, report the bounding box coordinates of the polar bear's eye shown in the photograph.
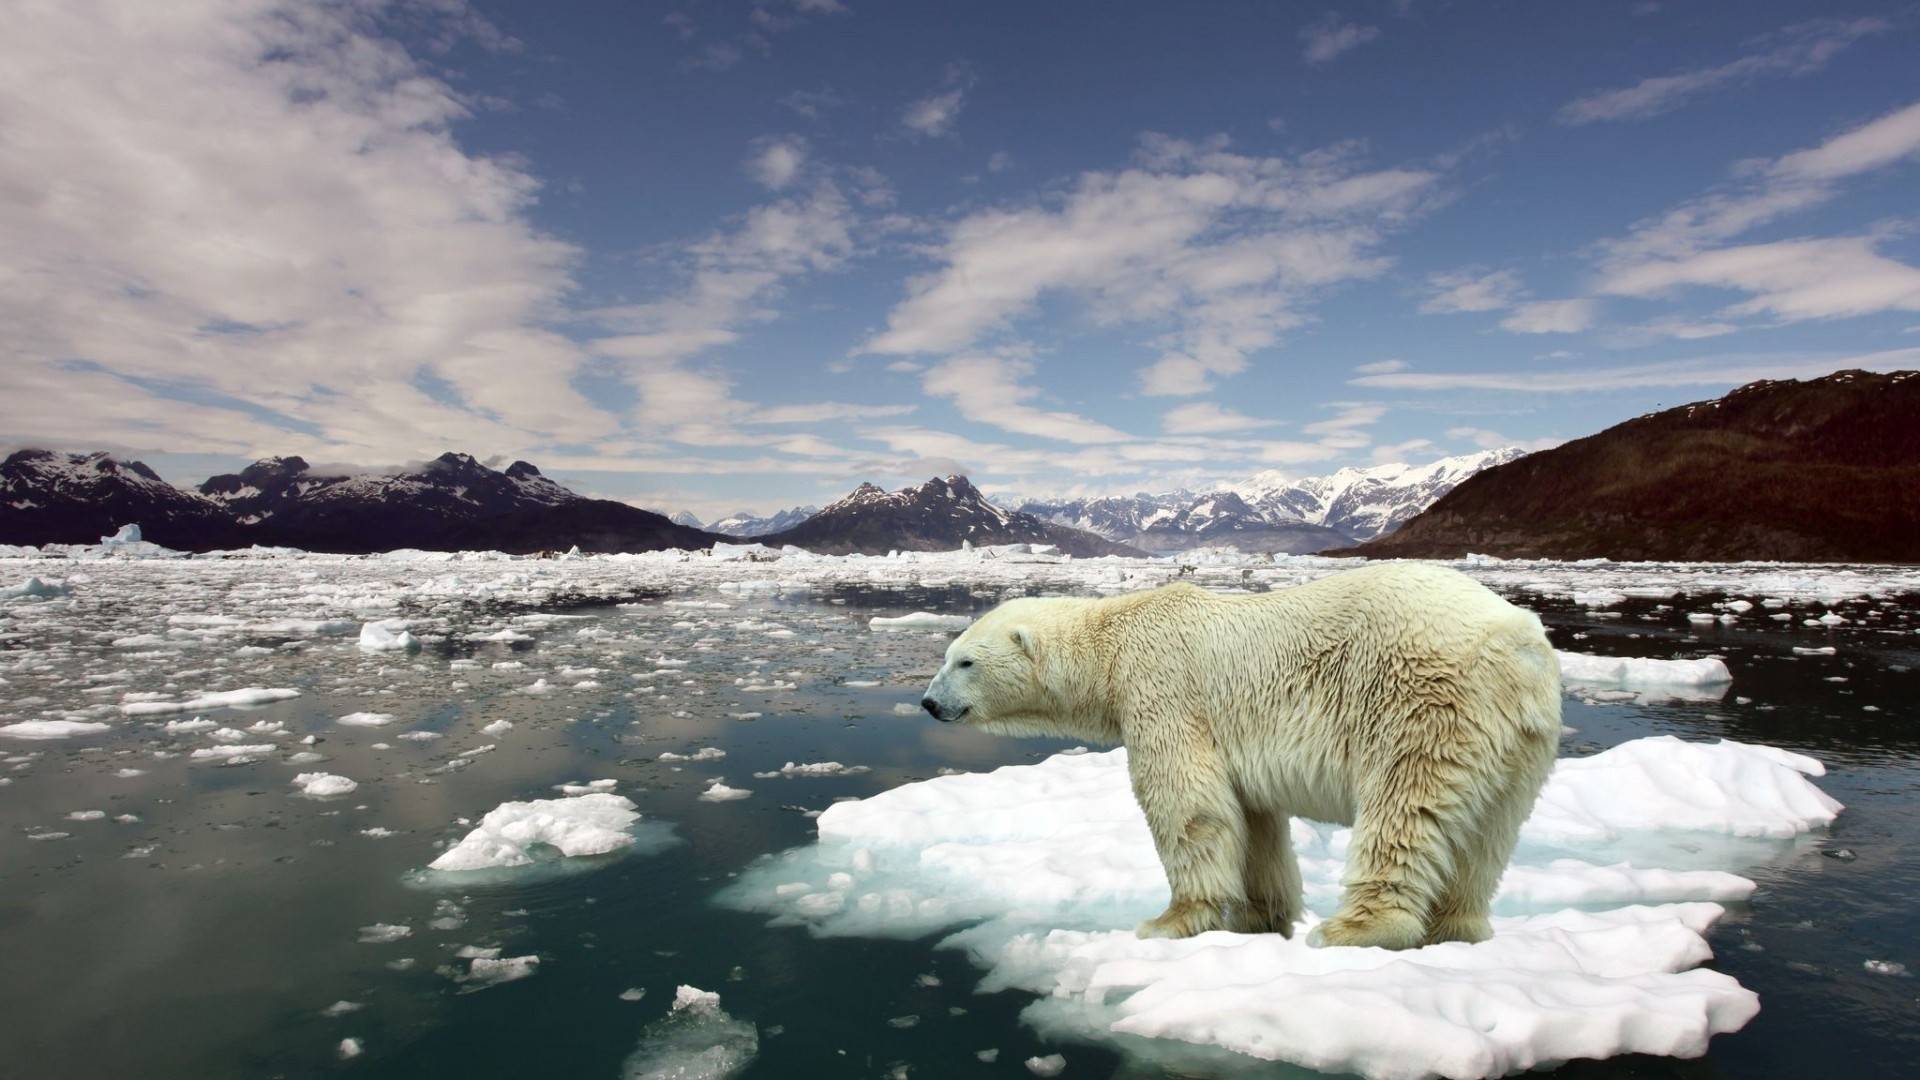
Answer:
[957,659,973,668]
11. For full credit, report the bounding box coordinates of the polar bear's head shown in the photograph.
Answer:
[919,597,1112,741]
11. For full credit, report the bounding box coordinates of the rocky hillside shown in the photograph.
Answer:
[762,476,1140,557]
[1351,370,1920,562]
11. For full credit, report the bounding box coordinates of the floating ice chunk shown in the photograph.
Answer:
[465,628,533,643]
[1,576,73,601]
[620,987,648,1001]
[482,719,514,737]
[658,747,726,763]
[67,809,106,821]
[752,761,871,779]
[428,793,651,872]
[397,731,443,741]
[292,772,358,798]
[1556,651,1731,687]
[163,717,216,733]
[621,985,758,1080]
[358,619,421,653]
[321,1000,363,1017]
[337,1037,363,1060]
[0,720,112,740]
[1864,960,1909,977]
[724,736,1842,1078]
[337,712,396,727]
[358,923,411,944]
[869,612,973,631]
[462,954,540,991]
[1025,1054,1066,1076]
[189,744,276,761]
[699,779,752,802]
[557,779,619,795]
[121,687,300,716]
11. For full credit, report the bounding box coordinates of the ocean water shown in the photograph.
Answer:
[0,554,1914,1078]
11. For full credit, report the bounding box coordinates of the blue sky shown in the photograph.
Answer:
[2,1,1916,518]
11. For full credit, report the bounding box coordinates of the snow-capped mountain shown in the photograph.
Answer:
[1018,447,1526,554]
[195,452,708,554]
[0,449,245,549]
[710,505,819,538]
[2,449,718,554]
[668,510,705,529]
[762,476,1140,557]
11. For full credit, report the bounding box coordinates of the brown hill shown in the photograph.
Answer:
[1345,369,1920,563]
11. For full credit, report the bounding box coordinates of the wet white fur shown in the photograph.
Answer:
[922,562,1562,948]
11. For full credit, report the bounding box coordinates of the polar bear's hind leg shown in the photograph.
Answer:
[1233,807,1300,936]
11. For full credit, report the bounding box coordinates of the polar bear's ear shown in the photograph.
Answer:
[1010,625,1036,658]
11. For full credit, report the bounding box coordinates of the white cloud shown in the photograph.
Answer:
[1606,99,1920,264]
[1301,404,1386,436]
[1419,268,1525,314]
[1160,403,1274,435]
[1300,14,1380,65]
[1592,101,1920,325]
[920,354,1131,444]
[1348,348,1920,392]
[746,136,809,190]
[749,402,915,424]
[1558,18,1888,125]
[902,67,972,137]
[1352,358,1408,375]
[1448,427,1564,452]
[1368,437,1432,463]
[861,133,1436,397]
[0,0,613,463]
[1598,236,1920,322]
[1499,299,1598,334]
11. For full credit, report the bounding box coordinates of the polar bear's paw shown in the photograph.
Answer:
[1135,899,1227,939]
[1306,908,1427,950]
[1423,911,1492,945]
[1230,898,1297,937]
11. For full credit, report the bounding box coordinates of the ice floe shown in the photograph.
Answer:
[869,612,973,631]
[292,772,358,798]
[722,737,1841,1078]
[357,619,420,653]
[120,687,300,716]
[0,719,112,740]
[425,792,675,874]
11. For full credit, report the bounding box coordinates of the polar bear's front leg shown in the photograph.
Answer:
[1129,742,1248,940]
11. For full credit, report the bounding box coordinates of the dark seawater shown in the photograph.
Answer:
[0,573,1915,1079]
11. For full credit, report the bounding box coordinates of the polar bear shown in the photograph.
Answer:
[919,562,1561,949]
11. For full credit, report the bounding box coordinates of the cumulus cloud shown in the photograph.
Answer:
[1558,18,1889,125]
[1300,13,1380,65]
[0,0,610,463]
[920,354,1131,444]
[746,136,809,189]
[861,133,1437,397]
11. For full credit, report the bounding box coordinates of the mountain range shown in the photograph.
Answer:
[758,475,1142,557]
[1,450,717,554]
[1351,369,1920,562]
[1014,448,1527,554]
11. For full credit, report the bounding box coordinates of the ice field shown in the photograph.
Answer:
[2,541,1917,1078]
